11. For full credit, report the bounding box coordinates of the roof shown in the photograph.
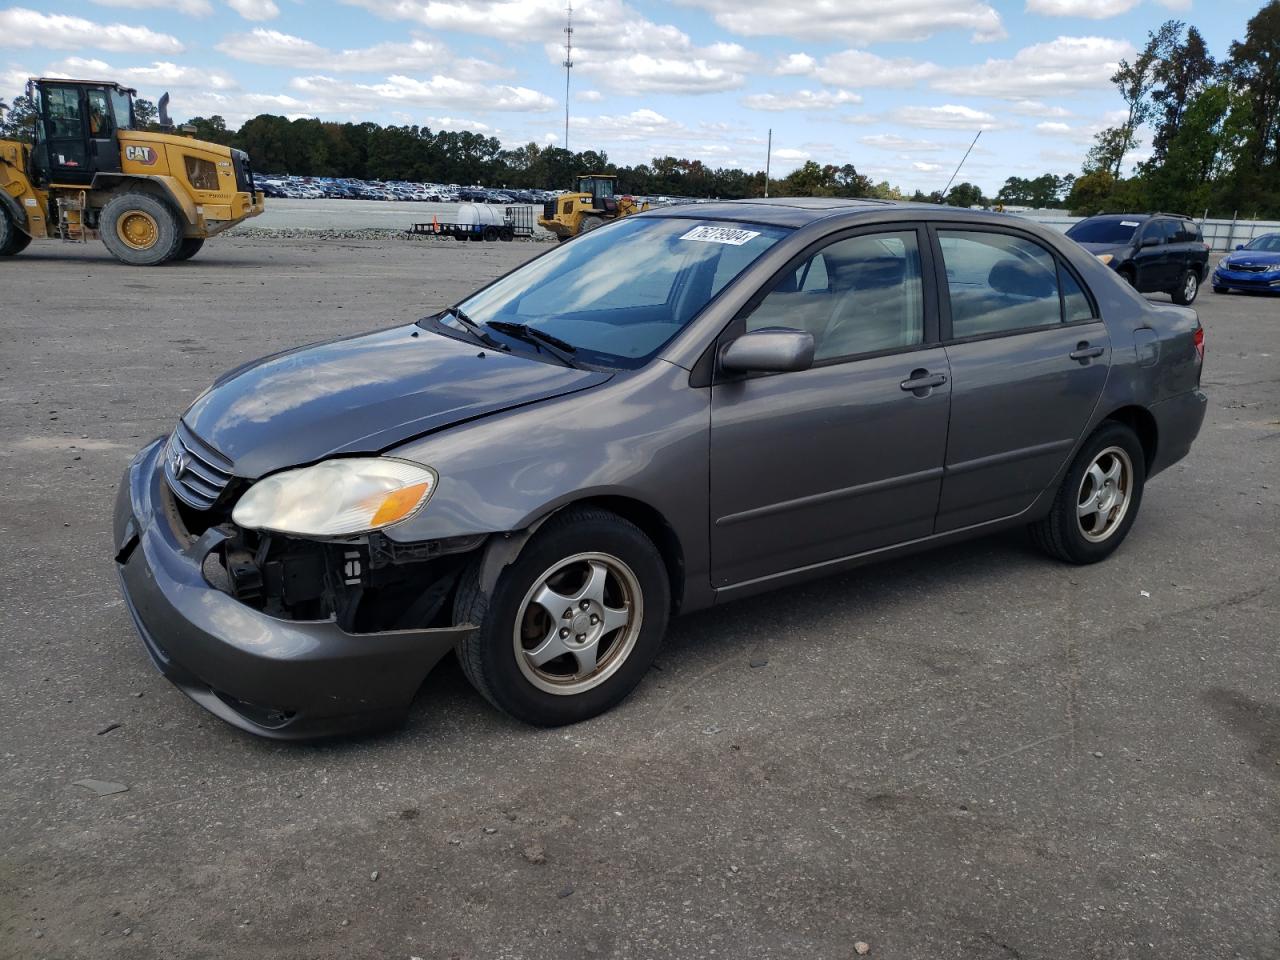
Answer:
[34,77,137,94]
[1084,211,1193,221]
[641,197,1018,229]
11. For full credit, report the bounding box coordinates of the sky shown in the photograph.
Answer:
[0,0,1267,193]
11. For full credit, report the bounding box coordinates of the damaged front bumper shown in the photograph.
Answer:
[112,438,475,739]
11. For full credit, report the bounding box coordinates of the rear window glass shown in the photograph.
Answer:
[1067,219,1138,245]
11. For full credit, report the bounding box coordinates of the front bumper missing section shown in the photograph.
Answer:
[113,438,475,739]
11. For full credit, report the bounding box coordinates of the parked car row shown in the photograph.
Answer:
[256,174,565,205]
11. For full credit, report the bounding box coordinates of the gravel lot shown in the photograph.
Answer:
[1,233,1277,960]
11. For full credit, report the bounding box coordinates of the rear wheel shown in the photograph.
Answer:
[499,225,515,241]
[1030,421,1146,564]
[455,507,670,726]
[1118,266,1137,289]
[100,191,184,266]
[482,225,499,242]
[579,215,604,235]
[173,237,204,261]
[1172,268,1199,305]
[0,205,30,256]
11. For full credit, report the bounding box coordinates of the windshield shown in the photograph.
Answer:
[1246,234,1280,252]
[109,89,134,130]
[1066,219,1139,245]
[450,217,790,367]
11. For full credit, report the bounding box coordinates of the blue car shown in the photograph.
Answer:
[1212,233,1280,294]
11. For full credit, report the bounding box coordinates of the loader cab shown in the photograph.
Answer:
[29,79,132,187]
[576,175,617,210]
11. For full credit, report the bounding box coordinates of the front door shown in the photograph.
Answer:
[932,227,1110,532]
[39,84,93,185]
[709,226,952,588]
[1133,219,1177,292]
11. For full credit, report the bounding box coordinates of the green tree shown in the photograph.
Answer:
[1148,25,1216,165]
[133,98,158,129]
[945,182,985,207]
[0,92,37,143]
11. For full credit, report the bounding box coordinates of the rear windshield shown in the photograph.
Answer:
[1066,219,1139,245]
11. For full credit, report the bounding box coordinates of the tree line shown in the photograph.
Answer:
[2,0,1274,215]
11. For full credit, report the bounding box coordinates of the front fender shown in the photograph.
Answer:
[385,359,714,610]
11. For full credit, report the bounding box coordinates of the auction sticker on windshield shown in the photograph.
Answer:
[680,225,762,246]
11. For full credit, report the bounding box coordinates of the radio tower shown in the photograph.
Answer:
[563,2,573,152]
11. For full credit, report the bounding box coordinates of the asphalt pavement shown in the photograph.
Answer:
[1,234,1277,960]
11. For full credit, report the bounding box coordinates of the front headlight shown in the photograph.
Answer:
[1096,253,1114,265]
[232,458,437,537]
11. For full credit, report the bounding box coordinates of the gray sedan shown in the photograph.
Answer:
[113,199,1207,738]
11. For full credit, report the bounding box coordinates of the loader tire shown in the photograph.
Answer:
[0,205,30,256]
[100,191,184,266]
[173,238,205,261]
[579,215,604,235]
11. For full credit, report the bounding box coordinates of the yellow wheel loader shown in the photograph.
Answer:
[0,78,264,265]
[537,174,648,242]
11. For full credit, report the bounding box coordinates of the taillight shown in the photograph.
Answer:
[1193,326,1205,361]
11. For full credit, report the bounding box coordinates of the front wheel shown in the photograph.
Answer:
[1212,284,1229,294]
[1172,268,1199,305]
[455,507,670,726]
[579,215,604,235]
[1030,421,1146,564]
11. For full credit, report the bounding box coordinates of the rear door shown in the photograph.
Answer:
[932,226,1110,532]
[709,226,952,587]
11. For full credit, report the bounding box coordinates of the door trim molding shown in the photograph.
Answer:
[715,465,944,527]
[945,437,1075,476]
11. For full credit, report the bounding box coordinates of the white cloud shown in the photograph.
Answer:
[772,147,809,160]
[934,36,1132,99]
[289,74,555,113]
[576,89,604,102]
[1036,121,1072,134]
[217,29,473,74]
[424,115,493,133]
[47,57,237,91]
[226,0,279,21]
[774,52,815,75]
[1025,0,1141,18]
[810,50,942,88]
[90,0,213,16]
[897,103,1009,130]
[678,0,1006,44]
[741,88,861,111]
[911,161,944,172]
[0,7,184,54]
[859,133,946,152]
[1009,98,1073,118]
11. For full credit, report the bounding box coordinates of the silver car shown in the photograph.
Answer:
[113,199,1207,738]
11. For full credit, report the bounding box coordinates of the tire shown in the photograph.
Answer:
[499,225,515,242]
[579,215,604,235]
[100,191,184,266]
[173,237,204,261]
[455,506,670,726]
[1118,267,1137,289]
[482,226,499,242]
[557,235,571,244]
[1212,285,1228,294]
[453,228,468,242]
[1172,268,1199,305]
[0,205,30,256]
[1030,421,1147,565]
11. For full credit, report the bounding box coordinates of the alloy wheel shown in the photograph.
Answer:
[1076,446,1134,543]
[513,552,643,696]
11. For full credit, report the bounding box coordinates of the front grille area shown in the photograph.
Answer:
[164,422,234,510]
[1232,263,1272,273]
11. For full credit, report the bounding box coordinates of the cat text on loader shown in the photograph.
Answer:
[537,174,648,242]
[0,78,265,266]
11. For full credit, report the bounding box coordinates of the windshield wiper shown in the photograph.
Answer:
[487,321,580,368]
[441,306,504,350]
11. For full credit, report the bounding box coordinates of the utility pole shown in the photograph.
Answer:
[942,129,981,201]
[563,2,573,153]
[764,128,771,198]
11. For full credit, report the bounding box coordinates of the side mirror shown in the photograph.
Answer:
[1236,244,1245,250]
[720,328,815,374]
[1141,236,1161,248]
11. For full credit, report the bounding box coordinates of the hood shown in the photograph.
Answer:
[1222,250,1280,269]
[1073,241,1131,258]
[183,325,612,478]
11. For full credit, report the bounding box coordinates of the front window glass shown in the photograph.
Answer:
[452,217,789,367]
[1246,235,1280,252]
[746,230,924,361]
[1066,219,1138,245]
[939,231,1063,337]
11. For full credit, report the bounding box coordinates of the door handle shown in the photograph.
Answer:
[1069,343,1105,362]
[900,370,947,393]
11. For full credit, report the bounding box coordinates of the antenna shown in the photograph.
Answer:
[563,2,573,153]
[942,129,981,199]
[764,128,771,198]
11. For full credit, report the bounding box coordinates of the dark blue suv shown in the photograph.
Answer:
[1066,214,1210,305]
